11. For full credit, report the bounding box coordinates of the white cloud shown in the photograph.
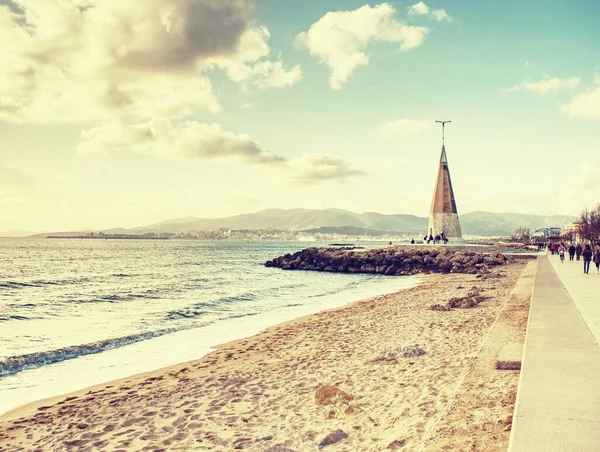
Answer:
[378,118,433,137]
[407,2,429,16]
[508,75,581,95]
[561,74,600,121]
[78,119,364,183]
[210,26,303,90]
[0,0,300,124]
[222,58,303,89]
[407,2,453,22]
[431,9,452,22]
[295,3,428,90]
[290,154,366,182]
[78,119,285,164]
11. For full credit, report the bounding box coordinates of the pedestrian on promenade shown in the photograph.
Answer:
[594,247,600,275]
[569,244,576,261]
[559,245,566,263]
[582,244,593,274]
[576,243,583,261]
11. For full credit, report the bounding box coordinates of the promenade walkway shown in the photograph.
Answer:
[549,253,600,344]
[509,254,600,451]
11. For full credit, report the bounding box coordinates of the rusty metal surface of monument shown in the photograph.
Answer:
[428,121,464,242]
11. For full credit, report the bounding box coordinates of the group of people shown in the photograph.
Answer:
[423,232,449,245]
[555,242,600,274]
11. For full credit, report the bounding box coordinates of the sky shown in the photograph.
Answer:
[0,0,599,232]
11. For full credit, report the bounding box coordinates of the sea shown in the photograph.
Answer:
[0,239,418,415]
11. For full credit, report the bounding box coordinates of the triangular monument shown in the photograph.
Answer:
[428,120,464,242]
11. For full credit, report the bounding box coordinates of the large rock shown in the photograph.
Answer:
[318,430,348,448]
[384,265,398,276]
[400,345,426,358]
[314,385,353,406]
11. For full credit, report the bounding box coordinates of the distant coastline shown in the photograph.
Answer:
[2,208,577,240]
[46,234,169,240]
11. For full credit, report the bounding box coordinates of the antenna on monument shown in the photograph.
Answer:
[435,120,451,164]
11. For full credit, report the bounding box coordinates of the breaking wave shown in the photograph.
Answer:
[0,329,176,377]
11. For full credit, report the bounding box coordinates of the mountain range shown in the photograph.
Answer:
[2,209,577,238]
[0,229,36,238]
[129,209,576,237]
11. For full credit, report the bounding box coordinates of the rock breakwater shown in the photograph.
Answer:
[265,247,507,276]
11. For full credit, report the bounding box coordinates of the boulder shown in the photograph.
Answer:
[384,265,398,276]
[318,430,348,448]
[314,385,353,406]
[400,345,426,358]
[438,259,452,272]
[423,256,435,265]
[376,265,388,274]
[448,296,478,308]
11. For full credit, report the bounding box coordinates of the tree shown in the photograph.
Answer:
[577,204,600,244]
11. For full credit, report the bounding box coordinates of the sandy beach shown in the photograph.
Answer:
[0,260,533,451]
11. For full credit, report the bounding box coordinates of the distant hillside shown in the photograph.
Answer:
[301,226,397,236]
[134,209,428,234]
[131,209,576,237]
[0,229,37,237]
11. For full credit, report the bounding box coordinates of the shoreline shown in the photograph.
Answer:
[0,272,418,417]
[0,276,424,423]
[0,262,530,451]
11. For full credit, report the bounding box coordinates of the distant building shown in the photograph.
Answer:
[512,227,531,241]
[428,124,464,242]
[533,227,562,239]
[562,222,582,242]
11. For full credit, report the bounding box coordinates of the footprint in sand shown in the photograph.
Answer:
[112,428,136,437]
[121,417,147,428]
[162,432,190,446]
[172,416,189,428]
[93,440,109,448]
[63,439,91,447]
[139,434,162,441]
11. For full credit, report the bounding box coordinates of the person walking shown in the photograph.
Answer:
[576,243,583,261]
[559,244,566,263]
[568,244,576,261]
[582,244,593,274]
[594,247,600,275]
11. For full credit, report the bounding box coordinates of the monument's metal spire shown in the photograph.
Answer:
[428,120,464,242]
[436,120,450,163]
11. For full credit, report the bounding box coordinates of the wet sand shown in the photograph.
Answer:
[0,261,531,451]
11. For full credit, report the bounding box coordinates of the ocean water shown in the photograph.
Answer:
[0,239,418,415]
